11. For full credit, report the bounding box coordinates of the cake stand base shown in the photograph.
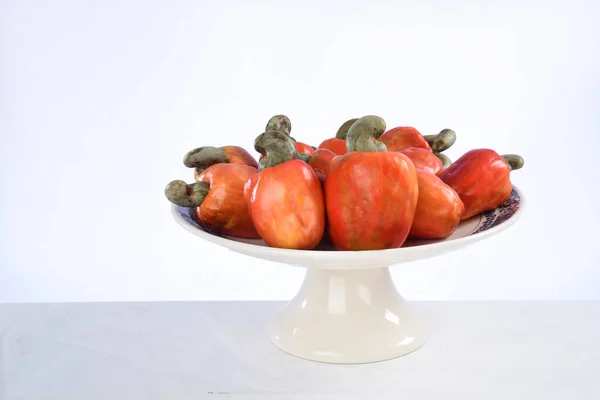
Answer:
[268,267,428,364]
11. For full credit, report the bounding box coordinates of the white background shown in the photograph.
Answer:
[1,0,598,302]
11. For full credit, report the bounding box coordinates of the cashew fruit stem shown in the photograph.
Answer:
[346,115,387,153]
[335,118,359,139]
[502,154,524,171]
[164,180,210,207]
[183,146,227,175]
[254,130,298,171]
[424,129,456,153]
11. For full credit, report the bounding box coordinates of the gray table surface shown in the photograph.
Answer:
[0,301,599,399]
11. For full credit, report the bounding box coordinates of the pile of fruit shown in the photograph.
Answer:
[165,115,524,251]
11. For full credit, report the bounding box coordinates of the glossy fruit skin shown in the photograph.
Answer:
[408,170,465,239]
[380,127,432,152]
[400,147,444,176]
[308,148,337,185]
[294,141,315,156]
[244,160,325,250]
[325,152,419,250]
[317,138,347,155]
[439,148,512,220]
[195,164,260,238]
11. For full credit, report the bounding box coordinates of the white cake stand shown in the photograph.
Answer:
[171,187,524,364]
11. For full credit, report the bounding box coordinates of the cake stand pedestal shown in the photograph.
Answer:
[268,267,426,363]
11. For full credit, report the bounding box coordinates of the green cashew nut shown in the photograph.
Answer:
[183,146,228,175]
[254,130,298,171]
[424,129,457,153]
[297,153,312,163]
[265,115,292,136]
[435,153,452,168]
[502,154,524,171]
[346,115,387,153]
[164,180,210,207]
[335,118,359,139]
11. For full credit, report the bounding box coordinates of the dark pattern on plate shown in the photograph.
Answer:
[472,189,521,235]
